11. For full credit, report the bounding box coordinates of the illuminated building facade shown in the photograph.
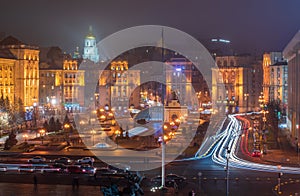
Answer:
[59,55,85,112]
[39,69,61,115]
[39,48,85,113]
[0,50,16,104]
[165,58,195,109]
[98,61,140,115]
[283,30,300,141]
[0,36,39,108]
[212,55,263,113]
[262,52,283,103]
[269,61,288,113]
[82,26,99,63]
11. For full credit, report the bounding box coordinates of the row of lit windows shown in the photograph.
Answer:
[0,65,13,71]
[217,60,236,67]
[23,54,39,61]
[0,73,13,78]
[41,73,55,77]
[0,81,13,86]
[63,62,78,70]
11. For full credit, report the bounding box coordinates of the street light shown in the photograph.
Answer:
[277,165,282,194]
[244,93,249,112]
[64,123,70,141]
[91,129,96,146]
[297,124,299,166]
[39,129,46,144]
[198,171,202,194]
[114,130,121,148]
[160,123,169,188]
[32,97,38,128]
[225,148,231,196]
[262,110,269,129]
[23,134,28,142]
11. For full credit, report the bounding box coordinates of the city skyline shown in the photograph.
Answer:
[0,0,300,54]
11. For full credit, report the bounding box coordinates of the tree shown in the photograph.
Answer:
[43,120,50,131]
[55,119,62,132]
[0,95,4,111]
[49,117,55,132]
[4,96,9,112]
[64,114,70,124]
[4,131,18,150]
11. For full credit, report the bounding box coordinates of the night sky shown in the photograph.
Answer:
[1,0,300,55]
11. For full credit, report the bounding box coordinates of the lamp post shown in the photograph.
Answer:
[244,93,249,112]
[23,134,28,142]
[297,140,299,166]
[297,124,299,166]
[198,171,202,194]
[91,129,96,146]
[161,124,168,188]
[225,148,231,196]
[64,123,70,141]
[262,110,269,129]
[39,128,45,144]
[277,165,282,194]
[114,129,120,148]
[32,97,38,128]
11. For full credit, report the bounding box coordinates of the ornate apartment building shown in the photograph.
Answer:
[165,58,195,109]
[262,52,284,104]
[39,47,85,113]
[283,30,300,141]
[0,36,39,109]
[98,60,141,116]
[212,55,263,113]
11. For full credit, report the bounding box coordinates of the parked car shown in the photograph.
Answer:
[54,157,72,165]
[52,163,67,172]
[41,166,60,173]
[252,149,261,157]
[165,174,186,183]
[151,173,186,185]
[66,165,85,174]
[109,163,131,173]
[95,167,117,175]
[28,156,46,163]
[92,143,113,149]
[76,157,95,164]
[0,166,7,172]
[18,165,34,173]
[80,164,96,174]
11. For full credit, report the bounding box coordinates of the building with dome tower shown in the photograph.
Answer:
[82,26,99,63]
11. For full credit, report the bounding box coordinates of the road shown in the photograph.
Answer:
[0,112,300,195]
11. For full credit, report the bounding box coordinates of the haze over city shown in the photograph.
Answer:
[1,0,300,54]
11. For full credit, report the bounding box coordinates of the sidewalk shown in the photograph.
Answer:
[260,128,300,167]
[247,126,300,196]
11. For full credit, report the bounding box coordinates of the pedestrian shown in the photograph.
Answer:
[173,180,178,193]
[75,176,79,188]
[72,177,76,190]
[33,175,37,190]
[188,189,195,196]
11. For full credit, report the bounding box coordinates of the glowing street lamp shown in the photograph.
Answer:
[39,129,46,144]
[114,130,121,148]
[63,123,71,140]
[100,115,106,122]
[64,123,70,129]
[91,129,96,146]
[23,134,28,142]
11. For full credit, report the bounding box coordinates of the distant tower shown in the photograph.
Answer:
[73,46,81,59]
[82,26,99,63]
